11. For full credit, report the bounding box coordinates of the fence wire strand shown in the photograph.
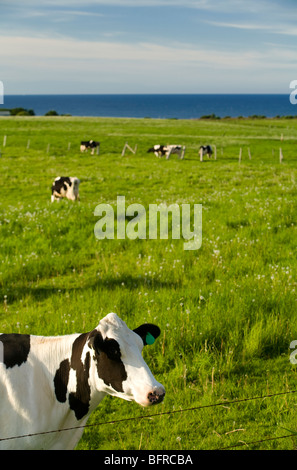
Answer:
[0,389,296,448]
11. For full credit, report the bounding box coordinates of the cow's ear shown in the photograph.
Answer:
[133,324,161,346]
[88,330,104,353]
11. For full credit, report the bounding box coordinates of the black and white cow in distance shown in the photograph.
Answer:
[0,313,165,450]
[199,145,213,159]
[51,176,80,202]
[80,140,100,155]
[147,144,183,159]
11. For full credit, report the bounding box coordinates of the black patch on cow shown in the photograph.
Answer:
[53,329,131,421]
[147,145,166,155]
[200,145,212,154]
[69,333,91,420]
[54,359,70,403]
[90,332,127,393]
[0,333,30,369]
[133,324,161,346]
[53,333,92,420]
[51,177,72,195]
[81,140,100,148]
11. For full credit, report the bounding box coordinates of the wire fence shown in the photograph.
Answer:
[1,389,297,449]
[0,132,294,164]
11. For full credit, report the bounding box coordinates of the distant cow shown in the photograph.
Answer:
[199,145,213,160]
[147,145,183,159]
[80,140,100,155]
[51,176,80,202]
[0,313,165,450]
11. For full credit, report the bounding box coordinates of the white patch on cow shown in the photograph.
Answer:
[68,368,78,395]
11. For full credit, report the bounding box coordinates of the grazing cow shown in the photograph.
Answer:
[147,145,183,159]
[51,176,80,202]
[80,140,100,155]
[147,145,167,158]
[0,313,165,450]
[199,145,213,160]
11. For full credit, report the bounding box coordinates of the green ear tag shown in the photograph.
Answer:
[145,332,155,345]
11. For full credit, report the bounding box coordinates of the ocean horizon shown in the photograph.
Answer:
[1,94,296,119]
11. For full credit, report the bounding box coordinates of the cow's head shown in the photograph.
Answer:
[67,177,80,201]
[88,313,165,407]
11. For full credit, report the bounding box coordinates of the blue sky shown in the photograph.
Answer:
[1,0,297,94]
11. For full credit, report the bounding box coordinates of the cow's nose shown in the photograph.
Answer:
[148,388,165,405]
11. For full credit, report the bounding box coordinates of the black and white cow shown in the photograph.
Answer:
[147,145,167,158]
[147,145,183,159]
[199,145,213,159]
[80,140,100,155]
[0,313,165,450]
[51,176,80,202]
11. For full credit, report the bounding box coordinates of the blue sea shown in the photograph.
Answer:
[1,94,296,119]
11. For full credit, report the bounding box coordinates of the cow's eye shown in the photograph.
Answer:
[104,338,122,362]
[107,346,121,361]
[108,349,120,361]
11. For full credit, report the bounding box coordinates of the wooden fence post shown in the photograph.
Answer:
[166,147,172,160]
[3,135,7,147]
[180,146,186,159]
[239,148,242,163]
[121,142,127,156]
[122,142,137,156]
[199,147,203,162]
[279,148,283,163]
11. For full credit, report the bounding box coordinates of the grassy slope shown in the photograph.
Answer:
[0,116,297,450]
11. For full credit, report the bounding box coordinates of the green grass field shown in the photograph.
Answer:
[1,115,297,450]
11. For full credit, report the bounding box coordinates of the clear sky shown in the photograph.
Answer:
[1,0,297,94]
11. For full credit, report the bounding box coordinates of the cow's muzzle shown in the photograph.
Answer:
[148,387,165,405]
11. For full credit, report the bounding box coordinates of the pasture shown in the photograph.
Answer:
[0,115,297,450]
